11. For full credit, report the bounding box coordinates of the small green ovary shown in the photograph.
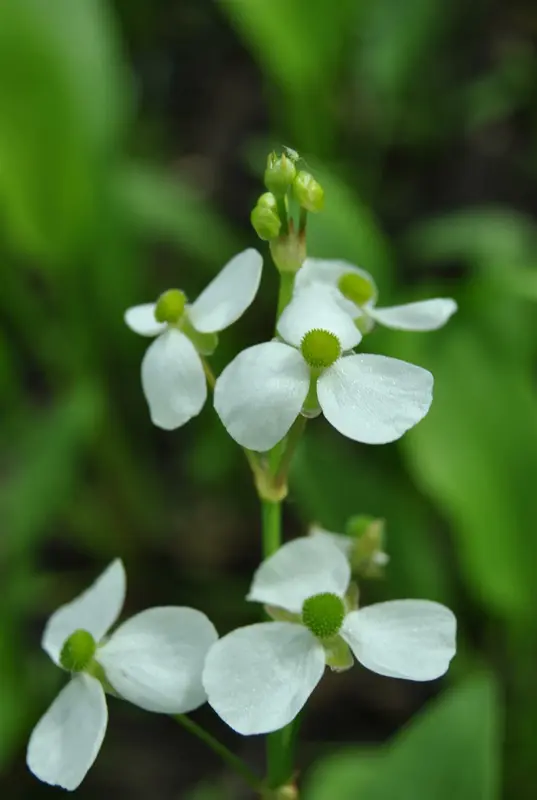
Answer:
[338,272,375,307]
[302,592,345,639]
[300,329,341,370]
[154,289,187,324]
[60,629,97,672]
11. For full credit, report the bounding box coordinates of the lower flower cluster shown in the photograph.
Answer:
[27,536,456,790]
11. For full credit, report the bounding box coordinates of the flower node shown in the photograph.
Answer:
[59,629,97,672]
[302,592,345,639]
[154,289,186,324]
[300,329,341,369]
[338,272,375,306]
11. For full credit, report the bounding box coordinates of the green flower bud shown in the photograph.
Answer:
[264,152,296,196]
[346,516,388,578]
[293,171,324,213]
[257,192,278,211]
[300,329,341,369]
[251,204,281,241]
[155,289,187,324]
[60,629,96,672]
[302,592,345,639]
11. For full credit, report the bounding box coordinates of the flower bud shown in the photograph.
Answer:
[250,203,281,241]
[264,152,296,196]
[346,516,389,578]
[257,192,278,211]
[293,170,324,213]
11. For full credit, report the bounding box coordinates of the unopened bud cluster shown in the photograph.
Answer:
[250,149,325,273]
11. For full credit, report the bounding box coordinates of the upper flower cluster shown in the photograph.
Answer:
[125,248,456,453]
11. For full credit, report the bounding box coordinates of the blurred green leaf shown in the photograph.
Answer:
[304,672,501,800]
[400,326,537,621]
[1,386,102,553]
[0,0,128,262]
[115,162,242,269]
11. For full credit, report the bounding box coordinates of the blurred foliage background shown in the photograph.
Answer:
[1,0,537,797]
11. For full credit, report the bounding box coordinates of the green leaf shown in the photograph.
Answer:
[0,0,128,262]
[305,672,501,800]
[400,326,537,621]
[0,386,103,553]
[114,162,242,269]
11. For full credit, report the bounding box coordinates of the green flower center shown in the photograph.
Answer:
[59,629,97,672]
[300,329,341,370]
[302,592,345,639]
[154,289,187,324]
[338,272,375,307]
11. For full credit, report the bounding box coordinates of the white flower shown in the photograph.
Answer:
[203,538,456,735]
[295,258,457,333]
[214,286,433,452]
[125,249,263,430]
[27,560,217,790]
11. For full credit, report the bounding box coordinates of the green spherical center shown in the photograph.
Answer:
[300,329,341,370]
[154,289,186,324]
[59,629,97,672]
[302,592,345,639]
[338,272,375,307]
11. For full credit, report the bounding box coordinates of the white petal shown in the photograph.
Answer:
[98,607,218,714]
[124,304,166,337]
[214,342,309,451]
[294,258,378,315]
[188,249,263,333]
[369,298,458,331]
[247,536,351,613]
[277,286,362,351]
[309,525,354,558]
[27,675,107,791]
[141,329,207,430]
[317,354,433,444]
[42,560,126,665]
[341,600,456,681]
[202,622,324,735]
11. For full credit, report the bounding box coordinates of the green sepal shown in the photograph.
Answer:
[324,636,354,672]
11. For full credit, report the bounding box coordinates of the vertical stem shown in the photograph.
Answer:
[276,272,295,319]
[261,498,281,559]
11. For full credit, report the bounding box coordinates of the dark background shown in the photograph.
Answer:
[2,0,537,797]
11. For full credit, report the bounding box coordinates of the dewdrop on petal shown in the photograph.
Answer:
[202,537,456,735]
[27,560,217,790]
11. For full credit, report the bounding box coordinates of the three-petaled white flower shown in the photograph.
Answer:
[125,249,263,430]
[294,258,457,333]
[27,560,217,790]
[214,286,433,452]
[202,537,456,735]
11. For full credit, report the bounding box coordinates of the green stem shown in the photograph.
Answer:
[173,714,264,793]
[274,415,307,492]
[276,271,295,319]
[262,498,281,558]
